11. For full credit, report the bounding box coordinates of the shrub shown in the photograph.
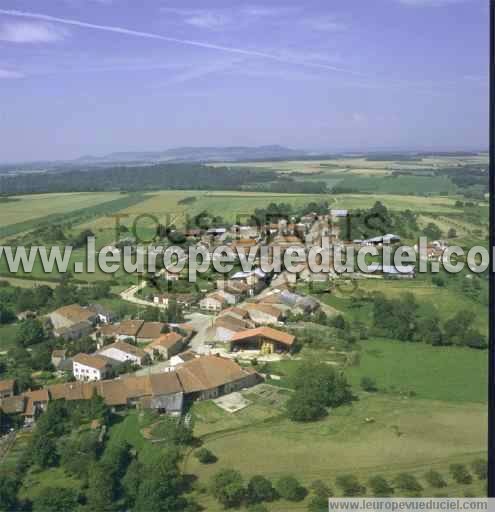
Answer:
[368,475,394,497]
[335,475,366,497]
[275,475,306,502]
[246,475,276,504]
[471,459,487,480]
[286,393,326,422]
[424,470,447,488]
[394,473,423,496]
[449,464,472,485]
[310,480,333,498]
[308,494,329,512]
[360,377,378,392]
[194,448,217,464]
[210,469,245,508]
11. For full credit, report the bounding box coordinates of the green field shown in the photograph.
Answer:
[186,394,486,510]
[334,175,458,195]
[347,339,487,403]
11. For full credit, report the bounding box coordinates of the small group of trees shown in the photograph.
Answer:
[372,292,487,349]
[286,362,354,422]
[210,470,304,509]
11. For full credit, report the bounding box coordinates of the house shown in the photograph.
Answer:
[98,320,144,342]
[278,290,320,314]
[360,234,401,246]
[215,289,239,305]
[200,293,228,312]
[136,322,168,343]
[88,304,115,324]
[206,228,227,237]
[144,332,184,360]
[55,321,94,341]
[51,349,67,370]
[48,304,97,332]
[242,303,284,325]
[153,293,196,309]
[169,351,198,368]
[207,315,253,343]
[98,340,146,366]
[330,209,349,218]
[0,395,26,415]
[377,264,416,279]
[219,307,251,322]
[230,327,295,354]
[17,310,37,321]
[142,372,184,414]
[176,355,260,401]
[163,270,181,281]
[20,356,260,423]
[22,389,49,425]
[0,379,15,399]
[73,353,112,381]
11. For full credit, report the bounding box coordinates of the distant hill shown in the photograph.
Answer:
[75,145,307,164]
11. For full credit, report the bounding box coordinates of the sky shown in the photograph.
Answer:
[0,0,489,162]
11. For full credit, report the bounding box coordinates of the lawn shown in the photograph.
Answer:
[186,394,487,509]
[19,467,81,502]
[346,339,487,403]
[0,323,20,352]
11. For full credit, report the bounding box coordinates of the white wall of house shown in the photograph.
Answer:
[247,310,279,325]
[200,298,223,311]
[98,347,142,365]
[73,361,106,381]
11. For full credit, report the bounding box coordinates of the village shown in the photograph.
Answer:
[0,204,452,430]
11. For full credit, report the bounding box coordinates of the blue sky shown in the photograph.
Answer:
[0,0,489,161]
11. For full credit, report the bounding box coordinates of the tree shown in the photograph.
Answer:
[431,275,446,287]
[274,475,306,502]
[210,469,245,509]
[286,392,326,422]
[0,475,19,511]
[360,377,378,392]
[308,494,329,512]
[368,475,394,497]
[0,304,15,325]
[16,318,45,347]
[449,464,472,485]
[308,481,333,512]
[332,314,346,330]
[31,435,58,468]
[394,473,423,496]
[447,228,457,239]
[416,312,443,346]
[246,475,276,504]
[86,463,116,511]
[122,459,142,507]
[194,448,217,464]
[424,470,447,488]
[471,459,487,480]
[335,475,365,497]
[32,487,79,512]
[422,222,442,240]
[127,448,188,511]
[444,311,475,346]
[291,362,353,409]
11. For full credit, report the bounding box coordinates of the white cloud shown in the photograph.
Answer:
[161,8,231,30]
[184,12,231,30]
[0,22,68,43]
[0,68,24,78]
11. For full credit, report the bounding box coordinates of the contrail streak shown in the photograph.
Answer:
[0,8,362,75]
